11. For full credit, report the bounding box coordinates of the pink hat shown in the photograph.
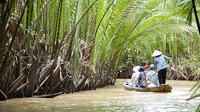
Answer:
[144,65,149,69]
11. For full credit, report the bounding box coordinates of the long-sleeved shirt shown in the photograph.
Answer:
[131,72,145,85]
[146,70,159,86]
[154,55,169,72]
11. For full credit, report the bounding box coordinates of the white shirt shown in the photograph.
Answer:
[131,72,140,82]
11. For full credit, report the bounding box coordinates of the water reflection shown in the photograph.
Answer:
[0,80,199,112]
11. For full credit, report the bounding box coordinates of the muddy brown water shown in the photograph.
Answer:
[0,79,199,112]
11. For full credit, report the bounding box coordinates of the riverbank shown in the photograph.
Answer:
[0,79,199,112]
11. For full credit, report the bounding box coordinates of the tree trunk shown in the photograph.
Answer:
[25,41,39,97]
[192,0,200,35]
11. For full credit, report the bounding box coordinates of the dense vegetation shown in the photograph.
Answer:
[0,0,199,106]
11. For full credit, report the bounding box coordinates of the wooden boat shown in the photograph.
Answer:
[135,84,172,92]
[123,79,172,92]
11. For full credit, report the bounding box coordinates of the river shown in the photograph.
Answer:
[0,79,199,112]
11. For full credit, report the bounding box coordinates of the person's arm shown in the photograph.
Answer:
[131,73,135,81]
[154,58,157,69]
[164,55,169,60]
[146,72,151,80]
[164,55,169,63]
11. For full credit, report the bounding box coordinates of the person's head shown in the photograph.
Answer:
[149,64,155,70]
[144,65,149,71]
[152,50,162,57]
[132,66,140,73]
[138,66,144,72]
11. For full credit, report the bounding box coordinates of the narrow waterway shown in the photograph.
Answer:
[0,79,199,112]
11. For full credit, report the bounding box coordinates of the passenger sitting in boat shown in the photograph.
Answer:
[130,66,146,88]
[146,64,159,87]
[130,66,140,82]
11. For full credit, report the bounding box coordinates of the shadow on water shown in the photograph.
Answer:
[0,79,199,112]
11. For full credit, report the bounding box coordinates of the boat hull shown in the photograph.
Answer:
[135,84,172,92]
[123,79,138,91]
[123,79,172,92]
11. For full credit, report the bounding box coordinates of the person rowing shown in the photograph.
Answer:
[152,50,169,85]
[146,64,159,87]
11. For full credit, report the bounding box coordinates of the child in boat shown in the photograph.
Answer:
[130,66,146,88]
[146,64,159,87]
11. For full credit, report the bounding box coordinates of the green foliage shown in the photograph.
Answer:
[0,0,200,101]
[181,55,200,75]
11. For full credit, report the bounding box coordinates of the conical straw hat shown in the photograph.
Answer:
[152,50,162,57]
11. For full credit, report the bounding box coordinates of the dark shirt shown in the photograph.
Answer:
[139,72,145,82]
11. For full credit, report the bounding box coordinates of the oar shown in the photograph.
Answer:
[0,89,8,100]
[146,72,157,81]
